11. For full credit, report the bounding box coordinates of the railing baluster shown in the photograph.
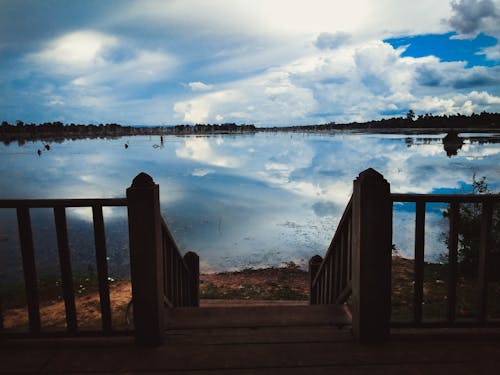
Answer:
[477,200,492,323]
[0,297,3,331]
[414,201,425,325]
[54,207,78,333]
[16,207,41,334]
[338,232,345,299]
[347,216,352,283]
[447,202,459,324]
[308,255,322,304]
[170,244,174,302]
[324,258,329,304]
[92,205,112,334]
[328,256,334,303]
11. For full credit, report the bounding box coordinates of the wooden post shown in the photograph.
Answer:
[127,172,164,346]
[351,168,392,343]
[184,252,200,307]
[309,255,323,304]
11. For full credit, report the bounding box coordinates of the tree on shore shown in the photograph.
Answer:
[442,176,500,276]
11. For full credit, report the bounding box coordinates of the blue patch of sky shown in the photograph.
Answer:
[385,32,498,68]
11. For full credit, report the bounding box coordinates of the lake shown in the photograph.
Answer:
[1,131,500,285]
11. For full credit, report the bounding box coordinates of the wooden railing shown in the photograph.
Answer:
[311,168,499,342]
[391,193,500,328]
[310,197,352,305]
[126,172,199,346]
[0,173,199,346]
[310,168,392,343]
[0,198,127,337]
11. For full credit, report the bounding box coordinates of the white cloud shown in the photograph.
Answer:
[188,81,213,91]
[28,30,177,88]
[175,137,239,167]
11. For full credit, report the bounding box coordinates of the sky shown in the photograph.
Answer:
[0,0,499,126]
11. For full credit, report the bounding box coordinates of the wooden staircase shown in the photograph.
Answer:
[165,304,351,330]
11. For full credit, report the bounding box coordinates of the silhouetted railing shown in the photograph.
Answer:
[310,169,392,343]
[126,173,199,346]
[311,168,499,343]
[0,173,199,346]
[391,193,500,328]
[310,197,352,305]
[160,218,199,308]
[0,198,127,337]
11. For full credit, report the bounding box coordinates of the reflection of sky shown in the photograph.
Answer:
[1,132,500,279]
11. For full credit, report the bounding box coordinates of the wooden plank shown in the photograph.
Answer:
[16,207,41,334]
[0,296,3,331]
[351,168,392,343]
[0,198,127,208]
[92,205,112,334]
[391,193,500,203]
[414,201,425,324]
[347,216,352,282]
[184,252,199,307]
[308,255,322,304]
[126,172,164,346]
[334,243,341,298]
[328,256,334,304]
[164,305,351,329]
[447,202,459,323]
[477,200,493,323]
[54,207,78,334]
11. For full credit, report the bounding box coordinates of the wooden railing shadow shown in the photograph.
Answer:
[310,168,500,343]
[0,172,199,346]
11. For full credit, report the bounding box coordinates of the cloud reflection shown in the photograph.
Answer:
[1,132,499,273]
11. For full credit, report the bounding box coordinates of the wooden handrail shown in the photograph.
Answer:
[1,199,128,338]
[391,193,499,203]
[0,198,127,208]
[390,192,500,328]
[311,197,352,288]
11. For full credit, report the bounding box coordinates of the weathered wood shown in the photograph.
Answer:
[414,201,425,324]
[0,297,3,331]
[54,206,78,334]
[0,198,127,208]
[477,200,492,323]
[308,255,322,304]
[351,168,392,343]
[391,193,499,203]
[447,202,459,323]
[126,172,164,346]
[164,304,350,329]
[92,205,112,334]
[16,207,41,334]
[184,252,200,307]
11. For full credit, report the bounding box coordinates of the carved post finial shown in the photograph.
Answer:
[131,172,155,188]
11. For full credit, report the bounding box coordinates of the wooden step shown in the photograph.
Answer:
[164,304,351,329]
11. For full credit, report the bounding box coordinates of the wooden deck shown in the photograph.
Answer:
[2,305,500,374]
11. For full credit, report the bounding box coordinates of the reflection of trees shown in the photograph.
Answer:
[403,133,500,158]
[442,176,500,278]
[442,132,464,157]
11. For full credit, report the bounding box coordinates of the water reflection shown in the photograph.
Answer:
[1,132,500,283]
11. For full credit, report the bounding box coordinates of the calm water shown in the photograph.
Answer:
[1,131,500,284]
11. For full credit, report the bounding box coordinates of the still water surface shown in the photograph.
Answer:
[1,131,499,283]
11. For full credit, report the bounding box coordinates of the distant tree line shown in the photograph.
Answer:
[1,112,499,143]
[262,112,500,132]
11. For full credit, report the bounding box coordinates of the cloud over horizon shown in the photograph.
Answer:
[0,0,499,125]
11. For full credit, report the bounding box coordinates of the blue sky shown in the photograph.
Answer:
[0,0,499,126]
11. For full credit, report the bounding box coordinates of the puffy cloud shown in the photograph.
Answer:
[175,137,239,167]
[29,31,118,73]
[448,0,498,36]
[188,81,213,91]
[416,63,500,88]
[413,91,500,114]
[315,32,351,50]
